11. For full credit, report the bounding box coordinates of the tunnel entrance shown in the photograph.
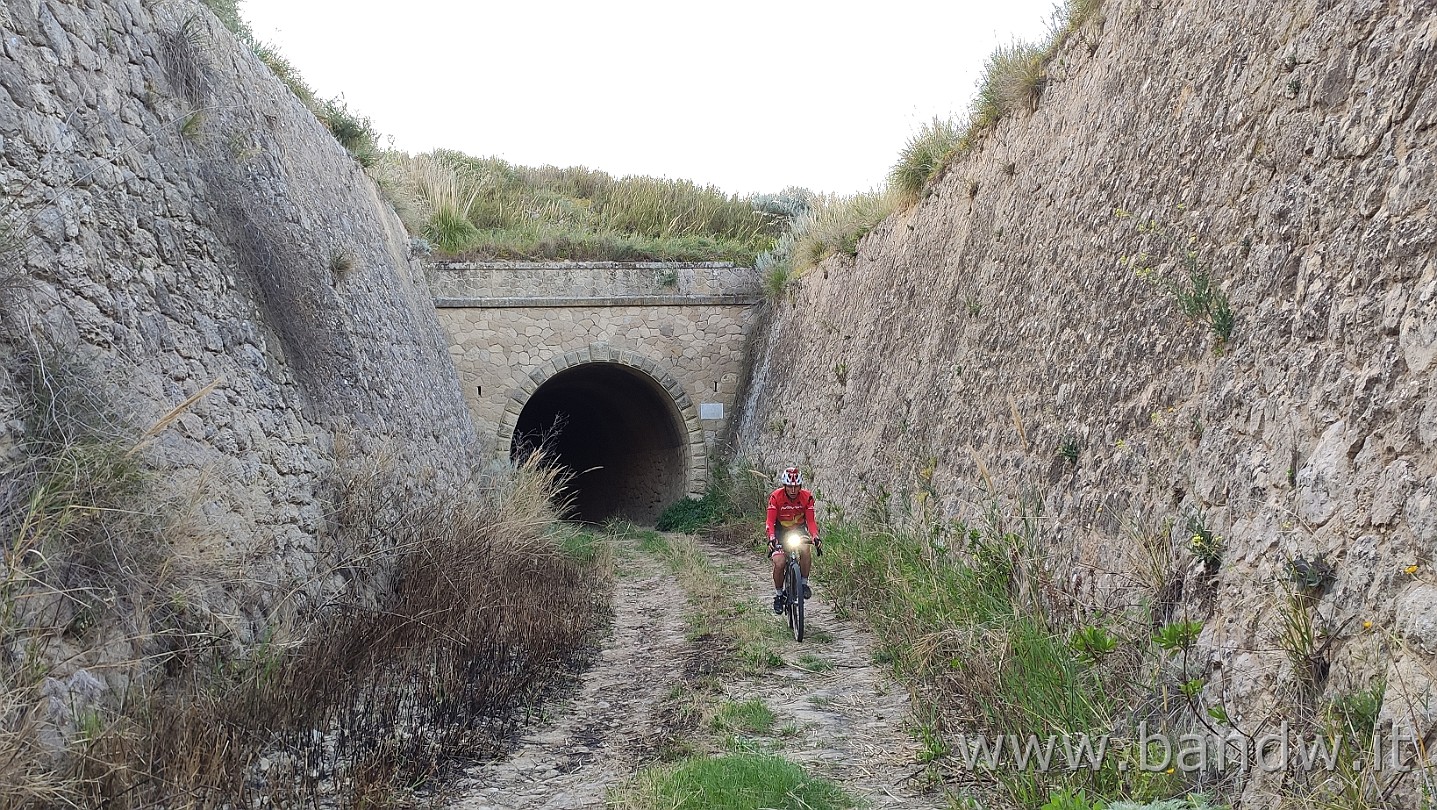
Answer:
[511,363,688,524]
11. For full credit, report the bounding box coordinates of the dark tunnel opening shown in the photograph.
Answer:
[511,363,688,524]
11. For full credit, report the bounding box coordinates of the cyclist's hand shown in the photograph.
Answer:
[814,538,823,557]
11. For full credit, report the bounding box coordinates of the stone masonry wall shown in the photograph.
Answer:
[431,262,761,477]
[735,0,1437,782]
[0,0,479,649]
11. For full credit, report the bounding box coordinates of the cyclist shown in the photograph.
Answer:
[765,466,821,613]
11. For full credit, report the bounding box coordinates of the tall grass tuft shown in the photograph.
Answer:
[610,753,855,810]
[889,117,964,206]
[972,40,1047,130]
[1050,0,1107,50]
[316,97,379,167]
[790,191,898,272]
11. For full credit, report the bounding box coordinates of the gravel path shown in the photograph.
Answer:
[698,542,935,809]
[447,536,938,809]
[449,547,687,810]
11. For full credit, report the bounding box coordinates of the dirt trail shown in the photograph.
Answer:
[448,537,934,809]
[697,542,931,809]
[449,547,687,810]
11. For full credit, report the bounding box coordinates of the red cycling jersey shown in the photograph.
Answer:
[766,487,818,542]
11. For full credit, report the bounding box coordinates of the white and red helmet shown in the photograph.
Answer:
[778,466,803,487]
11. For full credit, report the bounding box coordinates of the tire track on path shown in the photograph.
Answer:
[449,546,688,810]
[696,541,936,809]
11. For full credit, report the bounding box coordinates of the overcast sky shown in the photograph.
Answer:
[240,1,1059,197]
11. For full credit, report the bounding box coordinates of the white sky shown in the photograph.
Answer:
[240,1,1060,197]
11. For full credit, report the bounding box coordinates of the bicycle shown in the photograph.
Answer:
[775,530,812,642]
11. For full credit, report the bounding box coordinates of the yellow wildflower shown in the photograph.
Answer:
[1405,564,1419,575]
[1363,620,1373,630]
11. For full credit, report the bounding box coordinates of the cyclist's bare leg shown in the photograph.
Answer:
[798,544,812,578]
[771,550,785,590]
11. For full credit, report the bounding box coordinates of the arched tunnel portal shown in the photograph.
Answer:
[511,362,690,524]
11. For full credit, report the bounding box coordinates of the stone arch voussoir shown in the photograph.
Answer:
[496,343,707,498]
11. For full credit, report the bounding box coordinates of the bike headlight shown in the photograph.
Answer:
[783,532,805,551]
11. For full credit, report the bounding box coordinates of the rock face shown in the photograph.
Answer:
[0,0,477,641]
[736,0,1436,750]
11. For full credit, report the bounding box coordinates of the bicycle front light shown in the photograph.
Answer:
[782,532,806,552]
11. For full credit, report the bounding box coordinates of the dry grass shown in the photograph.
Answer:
[156,13,211,105]
[0,353,610,807]
[789,191,899,273]
[373,150,778,263]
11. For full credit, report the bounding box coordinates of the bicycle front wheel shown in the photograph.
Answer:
[787,560,804,642]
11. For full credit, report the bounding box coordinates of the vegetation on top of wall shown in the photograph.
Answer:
[199,0,380,166]
[758,0,1107,293]
[889,117,966,206]
[371,151,796,265]
[886,0,1107,210]
[753,191,899,299]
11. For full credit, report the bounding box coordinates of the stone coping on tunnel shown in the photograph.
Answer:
[427,261,761,301]
[495,342,709,498]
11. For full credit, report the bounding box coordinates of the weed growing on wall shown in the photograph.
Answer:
[1118,210,1236,351]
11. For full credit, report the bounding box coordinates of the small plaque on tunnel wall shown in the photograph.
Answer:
[700,403,724,420]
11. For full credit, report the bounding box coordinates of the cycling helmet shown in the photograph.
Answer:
[778,466,803,487]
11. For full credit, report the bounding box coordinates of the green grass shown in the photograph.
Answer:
[656,491,730,533]
[552,526,613,567]
[376,151,786,265]
[797,653,834,672]
[711,699,776,735]
[609,754,856,810]
[803,628,836,644]
[890,117,964,206]
[819,518,1164,806]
